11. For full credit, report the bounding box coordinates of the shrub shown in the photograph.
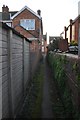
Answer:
[70,40,78,46]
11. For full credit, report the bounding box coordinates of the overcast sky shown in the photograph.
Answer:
[0,0,80,37]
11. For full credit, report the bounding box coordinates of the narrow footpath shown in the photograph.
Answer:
[41,55,65,119]
[17,55,65,119]
[41,55,53,118]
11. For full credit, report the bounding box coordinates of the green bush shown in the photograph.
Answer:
[70,40,78,46]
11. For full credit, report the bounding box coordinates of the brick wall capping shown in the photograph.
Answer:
[56,52,78,60]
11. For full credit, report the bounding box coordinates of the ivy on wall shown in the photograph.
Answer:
[47,52,80,119]
[72,61,80,87]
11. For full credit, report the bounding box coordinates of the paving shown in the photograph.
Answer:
[41,55,53,118]
[41,55,65,119]
[16,54,78,119]
[17,54,65,118]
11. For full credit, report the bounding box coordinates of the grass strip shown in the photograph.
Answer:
[18,63,44,118]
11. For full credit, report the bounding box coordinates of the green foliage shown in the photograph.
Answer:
[48,54,66,93]
[72,61,80,87]
[77,74,80,81]
[31,66,44,118]
[72,62,78,71]
[63,87,74,118]
[76,74,80,87]
[70,40,78,46]
[19,64,44,118]
[48,39,60,51]
[47,52,78,119]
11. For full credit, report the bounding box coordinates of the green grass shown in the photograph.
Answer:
[31,64,44,118]
[18,63,44,118]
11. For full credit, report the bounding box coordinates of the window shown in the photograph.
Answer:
[42,41,44,45]
[42,47,44,52]
[6,22,12,27]
[20,19,35,30]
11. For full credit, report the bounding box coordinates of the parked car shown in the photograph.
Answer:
[68,45,78,54]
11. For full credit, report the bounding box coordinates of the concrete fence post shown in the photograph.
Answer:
[23,38,25,95]
[0,25,2,119]
[23,38,29,93]
[7,29,14,117]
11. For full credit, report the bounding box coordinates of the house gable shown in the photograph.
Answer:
[9,5,43,52]
[12,8,42,39]
[11,6,41,20]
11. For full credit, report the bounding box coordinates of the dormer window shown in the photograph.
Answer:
[20,19,35,30]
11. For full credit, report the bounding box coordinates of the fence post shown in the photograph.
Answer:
[0,25,2,119]
[78,2,80,57]
[7,29,14,117]
[23,38,25,96]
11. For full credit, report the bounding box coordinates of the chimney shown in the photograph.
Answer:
[2,5,9,13]
[70,19,73,25]
[64,26,67,39]
[70,19,73,42]
[37,10,41,16]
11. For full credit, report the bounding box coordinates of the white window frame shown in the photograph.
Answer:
[42,41,44,45]
[20,19,35,30]
[42,46,44,52]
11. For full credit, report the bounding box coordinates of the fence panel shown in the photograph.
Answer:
[0,24,31,118]
[11,33,24,116]
[2,28,9,118]
[24,39,30,92]
[0,23,41,119]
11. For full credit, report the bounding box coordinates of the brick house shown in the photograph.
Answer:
[0,5,43,78]
[0,5,43,52]
[49,36,61,44]
[60,15,80,44]
[42,33,47,53]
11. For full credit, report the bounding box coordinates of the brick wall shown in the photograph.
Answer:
[12,8,42,54]
[44,40,47,53]
[30,40,39,52]
[74,19,79,42]
[48,52,80,114]
[58,39,68,52]
[12,9,41,39]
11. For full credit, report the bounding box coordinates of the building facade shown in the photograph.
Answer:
[60,16,80,44]
[0,5,43,52]
[42,33,47,53]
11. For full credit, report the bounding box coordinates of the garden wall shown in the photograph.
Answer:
[47,52,80,118]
